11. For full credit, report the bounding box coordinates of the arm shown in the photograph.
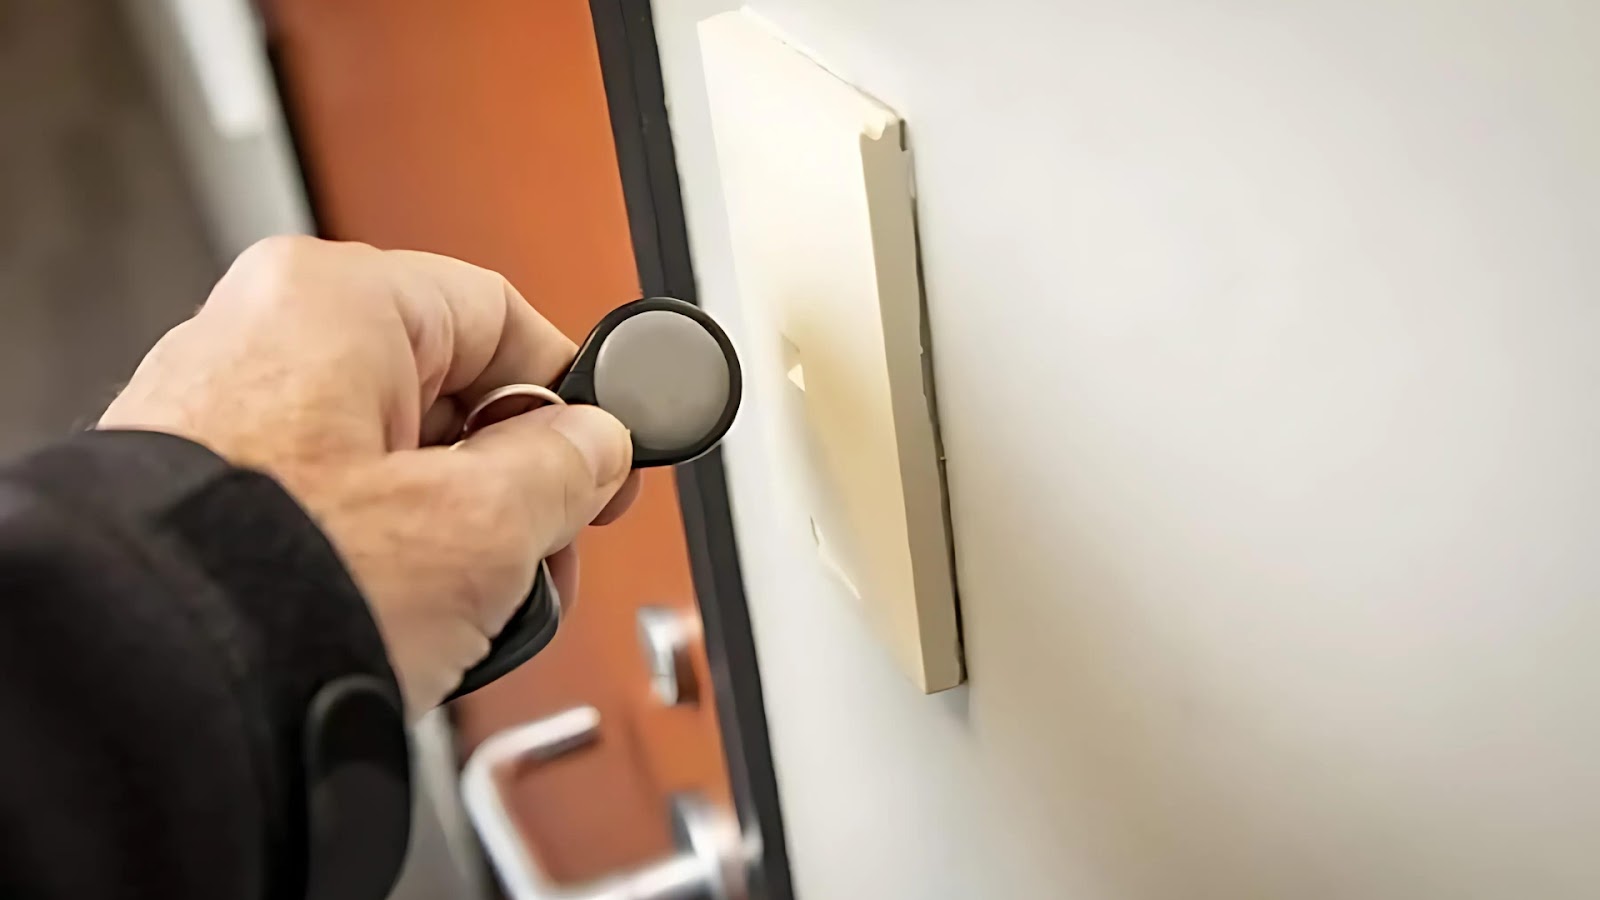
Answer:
[0,431,403,899]
[0,236,636,899]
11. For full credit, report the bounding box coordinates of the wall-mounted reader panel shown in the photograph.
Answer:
[699,11,963,692]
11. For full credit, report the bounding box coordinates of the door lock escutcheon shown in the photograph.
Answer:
[636,606,700,707]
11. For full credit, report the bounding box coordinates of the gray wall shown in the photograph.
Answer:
[0,0,218,459]
[118,0,311,259]
[656,1,1600,897]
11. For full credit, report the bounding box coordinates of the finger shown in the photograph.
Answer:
[453,403,632,554]
[593,471,641,526]
[547,544,580,614]
[380,248,578,408]
[199,239,579,452]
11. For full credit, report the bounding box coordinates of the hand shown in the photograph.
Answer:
[100,236,640,713]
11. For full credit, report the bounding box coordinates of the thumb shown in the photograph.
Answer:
[455,403,633,553]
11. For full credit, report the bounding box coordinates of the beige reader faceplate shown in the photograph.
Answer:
[700,11,963,692]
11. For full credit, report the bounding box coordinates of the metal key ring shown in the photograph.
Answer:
[457,383,566,441]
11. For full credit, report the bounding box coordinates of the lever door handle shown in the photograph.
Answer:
[461,706,750,900]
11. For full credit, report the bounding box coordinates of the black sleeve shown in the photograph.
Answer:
[0,431,410,900]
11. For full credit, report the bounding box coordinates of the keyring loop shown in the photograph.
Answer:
[458,383,566,441]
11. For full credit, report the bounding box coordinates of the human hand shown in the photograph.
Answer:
[100,236,639,713]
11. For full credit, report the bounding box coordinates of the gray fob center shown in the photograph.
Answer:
[593,310,730,452]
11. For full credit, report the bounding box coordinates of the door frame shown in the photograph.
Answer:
[588,3,795,898]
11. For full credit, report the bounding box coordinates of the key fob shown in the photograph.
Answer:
[556,296,742,467]
[446,297,740,700]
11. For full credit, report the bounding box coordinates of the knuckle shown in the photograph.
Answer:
[465,464,534,541]
[226,237,382,312]
[446,432,592,559]
[235,234,319,276]
[224,236,322,310]
[524,441,584,535]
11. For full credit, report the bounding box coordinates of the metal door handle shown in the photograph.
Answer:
[461,706,750,900]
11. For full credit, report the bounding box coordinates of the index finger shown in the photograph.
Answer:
[381,248,577,409]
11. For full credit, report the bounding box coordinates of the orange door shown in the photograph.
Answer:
[264,0,734,884]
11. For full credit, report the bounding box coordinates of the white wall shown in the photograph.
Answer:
[656,1,1600,897]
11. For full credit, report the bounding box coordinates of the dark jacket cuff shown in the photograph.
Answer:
[14,430,410,900]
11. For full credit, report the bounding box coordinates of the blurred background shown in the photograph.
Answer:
[0,3,742,898]
[0,6,461,891]
[0,1,244,458]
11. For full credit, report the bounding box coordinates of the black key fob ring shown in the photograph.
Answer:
[445,297,741,700]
